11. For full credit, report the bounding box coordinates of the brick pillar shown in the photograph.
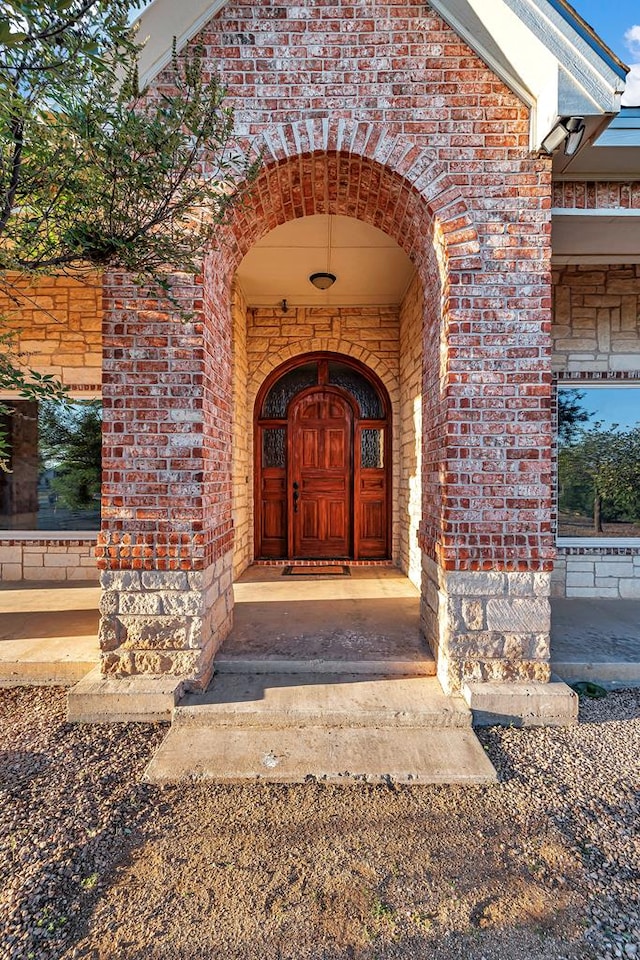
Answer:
[419,205,555,692]
[97,270,234,689]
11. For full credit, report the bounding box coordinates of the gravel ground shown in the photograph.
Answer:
[0,686,638,960]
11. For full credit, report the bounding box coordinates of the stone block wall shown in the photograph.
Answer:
[100,556,232,678]
[0,274,102,387]
[0,539,98,581]
[552,551,640,598]
[423,555,551,691]
[552,264,640,372]
[399,274,423,589]
[231,283,251,577]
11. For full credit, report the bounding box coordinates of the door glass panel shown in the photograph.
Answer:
[262,427,286,468]
[361,428,384,468]
[262,363,318,418]
[328,361,383,418]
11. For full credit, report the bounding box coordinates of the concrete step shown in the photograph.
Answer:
[174,674,471,730]
[552,659,640,689]
[144,724,497,785]
[67,667,184,723]
[215,654,436,677]
[0,655,97,687]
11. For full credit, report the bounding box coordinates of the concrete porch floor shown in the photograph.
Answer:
[0,581,99,685]
[1,570,640,688]
[216,565,434,674]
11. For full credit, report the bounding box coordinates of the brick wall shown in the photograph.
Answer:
[0,274,102,387]
[97,0,554,688]
[553,182,640,209]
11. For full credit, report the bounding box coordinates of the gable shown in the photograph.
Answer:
[135,0,627,151]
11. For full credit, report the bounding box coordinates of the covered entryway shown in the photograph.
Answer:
[254,353,391,561]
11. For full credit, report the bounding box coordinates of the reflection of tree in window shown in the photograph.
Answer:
[558,387,640,537]
[39,401,102,512]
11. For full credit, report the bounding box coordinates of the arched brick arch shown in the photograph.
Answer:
[207,137,480,297]
[242,121,481,270]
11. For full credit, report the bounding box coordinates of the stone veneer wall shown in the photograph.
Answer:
[0,274,102,387]
[552,265,640,372]
[423,557,551,689]
[0,539,98,582]
[398,274,423,589]
[231,282,251,577]
[552,263,640,599]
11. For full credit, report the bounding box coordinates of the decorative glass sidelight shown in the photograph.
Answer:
[262,427,286,468]
[361,428,384,468]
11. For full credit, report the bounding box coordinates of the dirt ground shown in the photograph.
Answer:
[2,687,639,960]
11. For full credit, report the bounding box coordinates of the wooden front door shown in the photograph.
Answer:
[290,389,353,558]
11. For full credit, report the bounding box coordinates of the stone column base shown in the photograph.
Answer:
[421,555,551,693]
[98,550,234,691]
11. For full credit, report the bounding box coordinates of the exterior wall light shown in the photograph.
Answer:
[540,116,585,156]
[309,272,337,290]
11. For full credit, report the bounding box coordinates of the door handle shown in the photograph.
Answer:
[292,481,299,513]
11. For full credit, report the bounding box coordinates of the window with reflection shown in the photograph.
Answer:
[0,399,102,531]
[557,385,640,539]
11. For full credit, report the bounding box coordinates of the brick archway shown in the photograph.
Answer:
[242,121,481,271]
[208,136,480,296]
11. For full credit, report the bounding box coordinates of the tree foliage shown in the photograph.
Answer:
[0,0,259,469]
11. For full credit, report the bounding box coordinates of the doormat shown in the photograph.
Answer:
[282,565,351,577]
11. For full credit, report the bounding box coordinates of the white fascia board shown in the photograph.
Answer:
[507,0,625,114]
[135,0,228,89]
[429,0,559,150]
[552,208,640,217]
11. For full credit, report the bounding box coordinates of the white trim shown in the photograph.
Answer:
[558,537,640,548]
[552,255,640,264]
[558,380,640,389]
[554,173,640,182]
[427,1,535,110]
[136,0,228,89]
[0,531,97,541]
[552,207,640,217]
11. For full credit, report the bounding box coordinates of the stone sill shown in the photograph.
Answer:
[0,531,97,543]
[557,538,640,553]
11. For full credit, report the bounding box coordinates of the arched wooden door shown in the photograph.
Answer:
[255,353,390,561]
[290,389,353,559]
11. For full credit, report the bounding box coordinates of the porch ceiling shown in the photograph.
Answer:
[235,214,415,308]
